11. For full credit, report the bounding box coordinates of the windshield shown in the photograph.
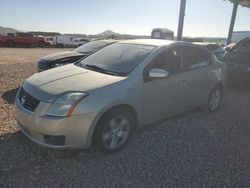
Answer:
[79,43,155,76]
[232,39,250,53]
[73,41,111,54]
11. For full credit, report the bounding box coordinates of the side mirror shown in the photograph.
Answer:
[149,68,169,79]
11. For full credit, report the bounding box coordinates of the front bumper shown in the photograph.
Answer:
[15,97,98,149]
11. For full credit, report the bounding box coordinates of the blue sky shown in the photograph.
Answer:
[0,0,249,37]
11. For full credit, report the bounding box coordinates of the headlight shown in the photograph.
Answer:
[47,92,88,117]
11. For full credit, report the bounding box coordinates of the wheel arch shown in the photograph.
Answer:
[87,104,139,147]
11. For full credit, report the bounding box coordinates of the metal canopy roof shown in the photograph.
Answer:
[176,0,249,43]
[228,0,250,8]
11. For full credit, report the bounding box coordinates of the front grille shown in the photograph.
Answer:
[18,88,40,112]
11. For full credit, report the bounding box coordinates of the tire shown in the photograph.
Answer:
[206,86,223,113]
[93,108,135,154]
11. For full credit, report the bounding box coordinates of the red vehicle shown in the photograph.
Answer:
[0,32,46,47]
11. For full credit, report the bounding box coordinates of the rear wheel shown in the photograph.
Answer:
[207,87,222,113]
[93,109,135,154]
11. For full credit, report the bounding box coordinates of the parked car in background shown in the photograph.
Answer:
[232,31,250,43]
[16,39,227,153]
[222,37,250,88]
[194,42,226,60]
[77,38,91,46]
[44,36,53,46]
[38,40,117,71]
[0,32,46,47]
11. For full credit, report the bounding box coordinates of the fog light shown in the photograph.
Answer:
[44,135,65,146]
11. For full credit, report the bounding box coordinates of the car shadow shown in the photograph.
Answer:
[227,85,250,94]
[1,88,19,105]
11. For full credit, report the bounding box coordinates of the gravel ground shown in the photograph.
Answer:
[1,48,250,187]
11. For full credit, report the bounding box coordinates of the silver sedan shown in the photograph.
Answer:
[15,39,227,153]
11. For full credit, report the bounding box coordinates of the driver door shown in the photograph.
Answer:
[142,46,189,123]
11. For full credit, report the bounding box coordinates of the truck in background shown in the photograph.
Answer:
[151,28,174,40]
[53,35,83,47]
[0,32,46,47]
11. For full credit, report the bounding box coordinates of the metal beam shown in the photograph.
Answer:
[227,1,239,44]
[177,0,186,41]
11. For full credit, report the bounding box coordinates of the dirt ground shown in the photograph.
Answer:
[0,47,72,137]
[1,47,250,187]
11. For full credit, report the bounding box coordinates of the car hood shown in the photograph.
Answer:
[23,64,125,102]
[223,52,250,65]
[41,51,86,61]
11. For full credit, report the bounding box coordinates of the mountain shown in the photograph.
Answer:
[0,26,19,35]
[0,26,149,40]
[97,30,121,36]
[93,30,150,40]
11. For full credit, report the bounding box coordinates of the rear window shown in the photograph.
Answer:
[186,48,210,70]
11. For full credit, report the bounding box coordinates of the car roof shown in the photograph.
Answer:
[118,39,176,47]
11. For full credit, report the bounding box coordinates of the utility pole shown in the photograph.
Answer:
[227,1,238,45]
[177,0,186,41]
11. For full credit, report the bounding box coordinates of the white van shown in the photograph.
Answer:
[53,35,80,47]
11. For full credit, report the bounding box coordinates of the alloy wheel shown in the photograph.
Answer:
[102,116,130,150]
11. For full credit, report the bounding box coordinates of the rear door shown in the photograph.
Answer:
[183,46,214,108]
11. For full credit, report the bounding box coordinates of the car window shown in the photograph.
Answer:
[186,48,210,70]
[150,48,183,75]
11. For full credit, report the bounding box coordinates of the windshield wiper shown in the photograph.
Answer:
[84,64,119,76]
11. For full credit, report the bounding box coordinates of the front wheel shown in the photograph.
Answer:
[207,87,222,113]
[93,109,135,154]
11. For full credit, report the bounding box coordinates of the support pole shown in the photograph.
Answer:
[177,0,186,41]
[227,1,238,45]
